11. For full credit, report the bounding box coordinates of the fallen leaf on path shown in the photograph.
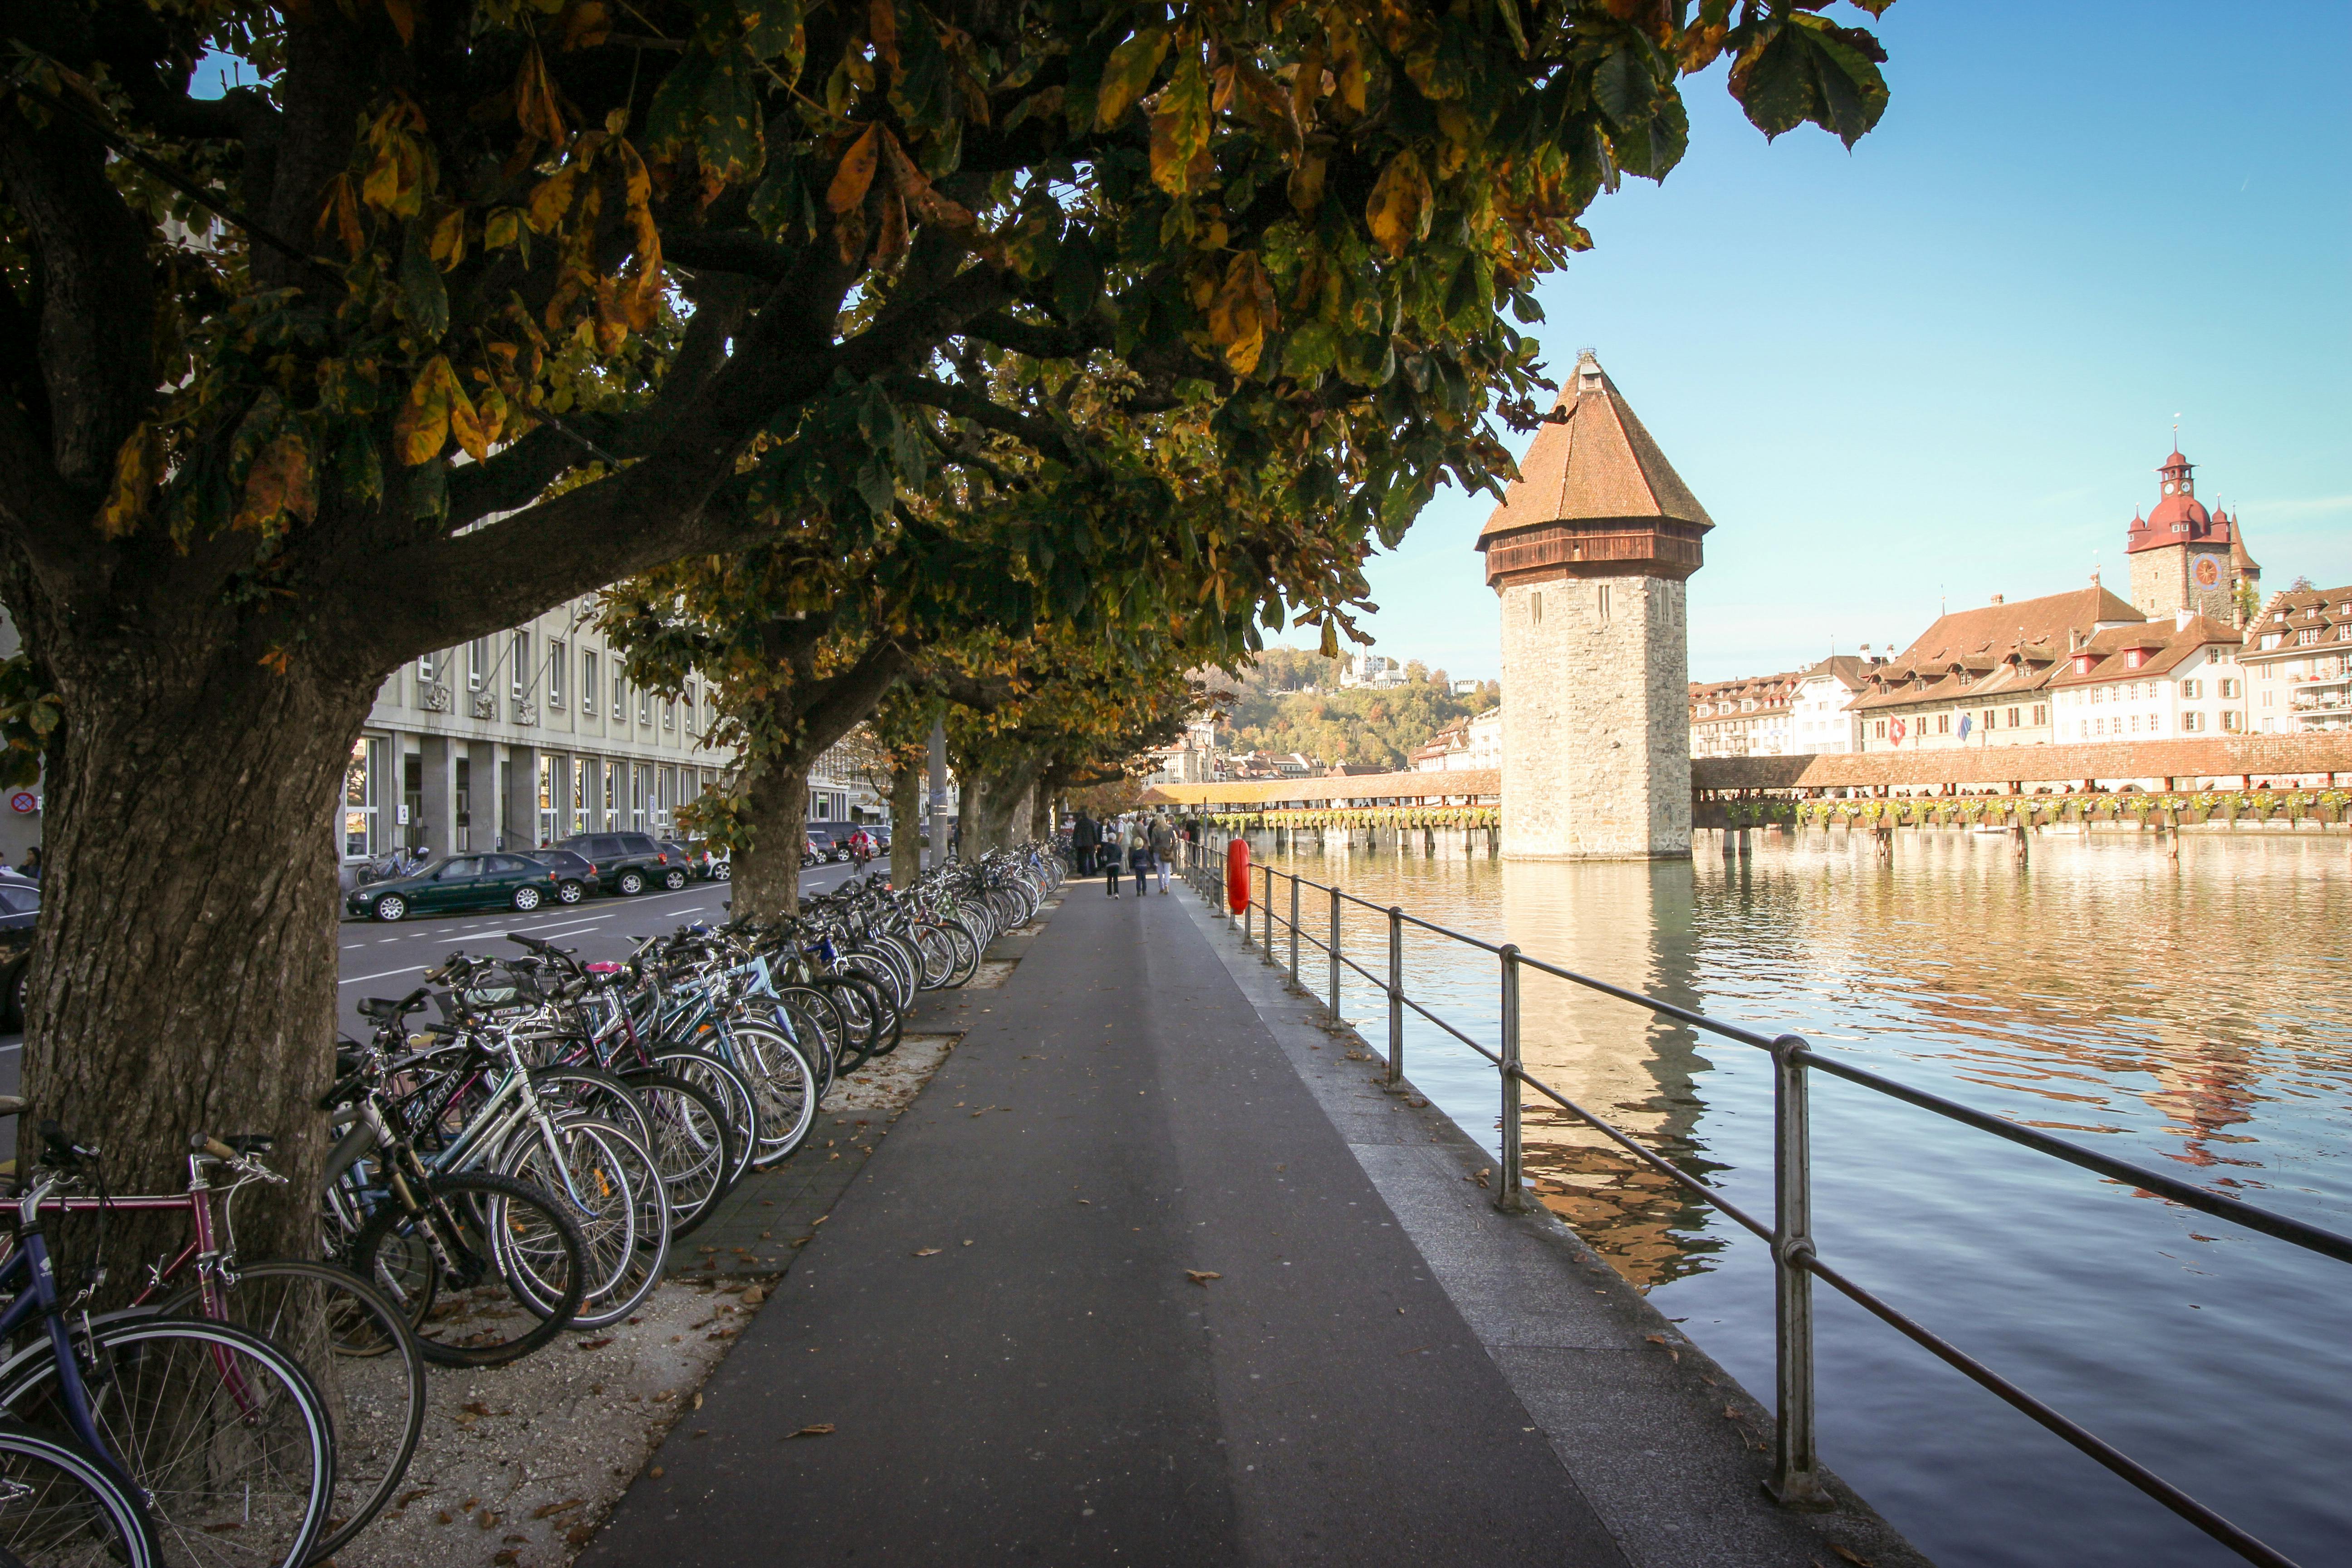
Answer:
[576,1337,613,1350]
[531,1498,586,1519]
[461,1401,492,1417]
[1831,1549,1874,1567]
[914,1248,942,1257]
[789,1423,836,1438]
[1186,1270,1221,1285]
[692,1392,704,1410]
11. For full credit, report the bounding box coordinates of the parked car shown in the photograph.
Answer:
[345,853,569,922]
[676,838,730,881]
[515,848,596,905]
[0,880,36,1029]
[805,824,859,864]
[554,832,688,895]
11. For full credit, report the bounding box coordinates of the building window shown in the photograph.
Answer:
[638,687,652,726]
[343,738,378,859]
[2031,705,2047,726]
[468,638,489,691]
[2222,710,2242,733]
[511,632,531,699]
[2299,627,2320,646]
[536,756,556,845]
[572,756,590,835]
[1873,720,1886,739]
[2006,707,2020,728]
[2262,690,2273,707]
[548,641,566,706]
[417,651,436,681]
[2180,679,2200,699]
[2220,678,2238,698]
[662,698,676,731]
[583,651,598,714]
[1596,583,1612,622]
[1529,591,1543,626]
[604,762,620,830]
[2181,710,2202,733]
[1936,714,1949,734]
[453,754,471,853]
[612,672,626,720]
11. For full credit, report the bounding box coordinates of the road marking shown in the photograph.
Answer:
[339,965,426,987]
[341,943,366,950]
[377,937,401,944]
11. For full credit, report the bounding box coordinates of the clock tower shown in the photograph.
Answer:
[2124,447,2258,624]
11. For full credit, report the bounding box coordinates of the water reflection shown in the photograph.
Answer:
[1505,861,1724,1287]
[1253,825,2352,1567]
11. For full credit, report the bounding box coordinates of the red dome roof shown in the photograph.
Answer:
[2159,449,2190,471]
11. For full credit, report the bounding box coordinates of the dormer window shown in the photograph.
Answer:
[2126,649,2145,669]
[2074,655,2095,675]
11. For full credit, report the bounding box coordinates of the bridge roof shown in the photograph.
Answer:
[1140,767,1499,808]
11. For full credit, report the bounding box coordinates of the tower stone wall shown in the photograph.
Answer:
[1479,352,1707,861]
[1498,574,1691,859]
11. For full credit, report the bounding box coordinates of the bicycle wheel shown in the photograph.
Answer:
[350,1170,588,1368]
[620,1070,738,1237]
[528,1064,656,1150]
[0,1417,160,1568]
[159,1260,425,1564]
[907,922,957,989]
[652,1049,762,1188]
[725,1019,820,1168]
[494,1117,669,1328]
[0,1319,333,1568]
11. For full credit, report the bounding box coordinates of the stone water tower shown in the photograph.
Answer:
[1477,352,1710,859]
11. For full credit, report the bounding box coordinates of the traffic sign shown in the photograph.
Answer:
[7,792,35,815]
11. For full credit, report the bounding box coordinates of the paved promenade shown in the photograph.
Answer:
[581,875,1925,1567]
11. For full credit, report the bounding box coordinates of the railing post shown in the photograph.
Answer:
[1385,906,1404,1088]
[1495,945,1529,1212]
[1241,860,1252,945]
[1767,1033,1831,1510]
[1327,885,1342,1019]
[1288,873,1300,980]
[1262,865,1274,959]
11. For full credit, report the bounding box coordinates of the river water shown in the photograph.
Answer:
[1249,823,2351,1568]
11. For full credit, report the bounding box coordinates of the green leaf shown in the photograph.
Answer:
[1094,26,1171,130]
[1282,319,1338,379]
[407,447,447,519]
[398,222,449,339]
[1593,45,1652,128]
[735,0,804,75]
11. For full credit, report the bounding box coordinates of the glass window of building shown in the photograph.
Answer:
[469,637,489,690]
[612,671,625,719]
[638,687,652,726]
[572,756,590,834]
[662,698,675,730]
[418,651,435,680]
[549,641,566,706]
[583,651,598,714]
[511,632,531,699]
[343,738,377,859]
[536,756,556,845]
[454,755,471,852]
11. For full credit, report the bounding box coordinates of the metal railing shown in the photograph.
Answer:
[1176,835,2341,1568]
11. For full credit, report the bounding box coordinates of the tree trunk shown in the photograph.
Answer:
[24,641,373,1274]
[966,758,1044,856]
[733,760,809,921]
[889,762,922,887]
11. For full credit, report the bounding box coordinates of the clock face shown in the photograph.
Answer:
[2194,556,2222,588]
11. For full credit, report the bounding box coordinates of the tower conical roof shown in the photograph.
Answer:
[1479,353,1714,543]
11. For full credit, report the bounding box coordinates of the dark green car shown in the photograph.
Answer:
[345,853,565,923]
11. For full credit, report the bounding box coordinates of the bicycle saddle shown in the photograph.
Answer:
[584,961,624,975]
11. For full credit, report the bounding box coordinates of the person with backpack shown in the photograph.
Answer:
[1071,810,1100,875]
[1118,814,1147,898]
[1147,813,1176,894]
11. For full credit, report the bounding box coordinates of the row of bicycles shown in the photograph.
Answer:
[0,845,1064,1568]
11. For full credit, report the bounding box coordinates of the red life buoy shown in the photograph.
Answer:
[1225,838,1251,915]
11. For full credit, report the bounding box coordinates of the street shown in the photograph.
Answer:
[0,857,872,1156]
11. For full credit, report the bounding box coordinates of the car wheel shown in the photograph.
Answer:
[713,862,731,881]
[662,868,688,891]
[618,870,647,896]
[512,884,544,911]
[372,893,407,922]
[557,880,585,904]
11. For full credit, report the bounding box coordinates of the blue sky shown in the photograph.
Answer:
[1347,1,2351,684]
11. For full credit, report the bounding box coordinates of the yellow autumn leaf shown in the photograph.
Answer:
[361,131,427,217]
[1206,251,1275,376]
[1287,153,1326,216]
[315,173,365,258]
[1149,48,1211,196]
[393,356,459,465]
[233,432,318,532]
[515,43,567,146]
[828,124,881,215]
[96,423,164,539]
[1364,150,1431,258]
[527,167,578,234]
[447,372,492,461]
[428,207,466,270]
[484,207,522,249]
[382,0,415,46]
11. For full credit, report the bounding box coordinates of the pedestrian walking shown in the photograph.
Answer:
[1148,813,1175,894]
[1120,814,1147,898]
[1104,813,1124,898]
[18,846,39,882]
[1072,810,1100,876]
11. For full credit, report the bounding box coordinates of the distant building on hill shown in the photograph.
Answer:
[1338,651,1407,689]
[1411,705,1503,773]
[1789,657,1874,755]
